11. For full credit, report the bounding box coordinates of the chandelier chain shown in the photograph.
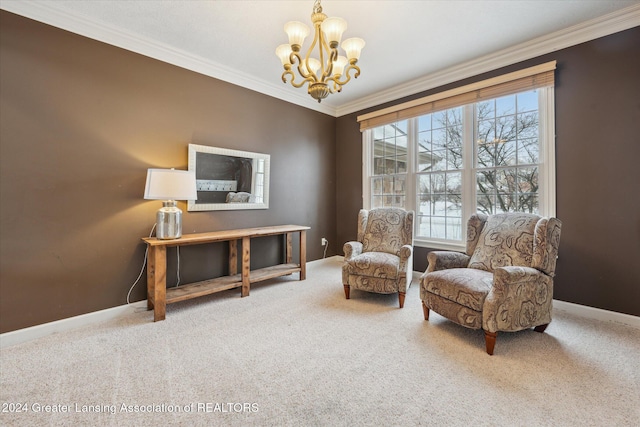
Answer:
[313,0,322,14]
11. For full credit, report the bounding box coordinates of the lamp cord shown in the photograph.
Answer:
[126,224,183,305]
[126,223,156,304]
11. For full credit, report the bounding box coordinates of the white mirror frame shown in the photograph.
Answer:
[187,144,270,211]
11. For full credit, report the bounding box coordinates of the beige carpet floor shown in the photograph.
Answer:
[1,256,639,426]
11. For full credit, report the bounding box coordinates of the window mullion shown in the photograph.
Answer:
[406,118,417,217]
[461,104,475,244]
[362,129,372,209]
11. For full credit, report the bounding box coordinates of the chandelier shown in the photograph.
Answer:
[275,0,365,103]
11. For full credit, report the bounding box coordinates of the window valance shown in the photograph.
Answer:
[358,61,556,131]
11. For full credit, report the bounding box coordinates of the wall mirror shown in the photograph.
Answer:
[187,144,270,211]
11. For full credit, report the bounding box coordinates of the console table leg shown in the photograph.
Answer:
[300,230,307,280]
[229,239,238,275]
[148,246,166,321]
[241,236,250,297]
[286,233,293,264]
[146,246,155,311]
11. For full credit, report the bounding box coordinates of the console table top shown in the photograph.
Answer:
[142,224,310,247]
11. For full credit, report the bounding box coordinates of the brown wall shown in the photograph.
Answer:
[0,11,337,333]
[1,11,638,334]
[337,27,640,317]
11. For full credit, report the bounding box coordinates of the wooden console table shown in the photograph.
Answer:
[142,225,309,321]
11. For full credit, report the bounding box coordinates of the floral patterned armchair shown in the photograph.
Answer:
[420,212,562,355]
[343,208,414,308]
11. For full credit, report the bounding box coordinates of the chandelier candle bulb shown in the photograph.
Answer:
[276,0,364,103]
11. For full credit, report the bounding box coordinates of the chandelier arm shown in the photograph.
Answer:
[302,21,322,84]
[330,63,361,86]
[324,76,343,93]
[281,69,314,89]
[321,47,338,82]
[317,25,333,82]
[289,51,316,81]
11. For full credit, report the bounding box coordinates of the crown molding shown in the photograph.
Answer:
[0,0,338,116]
[1,2,638,118]
[336,4,640,117]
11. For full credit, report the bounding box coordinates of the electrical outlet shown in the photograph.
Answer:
[321,237,328,246]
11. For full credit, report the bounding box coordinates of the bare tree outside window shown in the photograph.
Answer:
[475,91,540,215]
[368,89,543,242]
[417,108,464,239]
[415,90,540,239]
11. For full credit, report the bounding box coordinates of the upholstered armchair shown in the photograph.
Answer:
[343,208,414,308]
[420,212,562,355]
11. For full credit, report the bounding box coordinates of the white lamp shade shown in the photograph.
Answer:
[144,168,198,201]
[284,21,310,47]
[321,17,347,45]
[332,55,348,75]
[341,37,365,61]
[307,58,321,76]
[275,44,293,66]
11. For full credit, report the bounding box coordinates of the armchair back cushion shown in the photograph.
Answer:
[532,217,562,276]
[361,208,413,256]
[468,213,539,272]
[465,213,488,256]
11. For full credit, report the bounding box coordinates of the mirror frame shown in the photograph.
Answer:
[187,143,270,211]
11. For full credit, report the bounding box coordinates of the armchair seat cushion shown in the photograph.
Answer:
[422,268,493,312]
[345,252,400,279]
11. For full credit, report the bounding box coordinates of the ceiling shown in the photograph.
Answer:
[2,1,639,116]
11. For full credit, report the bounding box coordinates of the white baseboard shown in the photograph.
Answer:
[0,301,147,349]
[552,299,640,329]
[1,257,336,348]
[2,276,638,349]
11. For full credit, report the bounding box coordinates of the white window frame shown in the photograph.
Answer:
[363,86,556,251]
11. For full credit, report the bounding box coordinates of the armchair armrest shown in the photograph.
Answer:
[483,266,554,333]
[426,251,470,273]
[343,241,363,261]
[494,265,550,285]
[398,244,413,272]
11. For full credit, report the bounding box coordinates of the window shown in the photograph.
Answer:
[416,107,464,240]
[360,63,556,249]
[370,122,408,208]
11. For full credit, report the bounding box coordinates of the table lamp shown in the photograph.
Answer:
[144,168,198,239]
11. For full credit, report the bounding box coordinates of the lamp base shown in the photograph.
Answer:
[156,201,182,239]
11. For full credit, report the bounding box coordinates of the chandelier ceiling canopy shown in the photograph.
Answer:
[276,0,365,103]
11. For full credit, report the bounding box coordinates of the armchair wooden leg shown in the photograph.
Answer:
[422,302,430,321]
[534,323,549,333]
[398,292,405,309]
[343,284,350,299]
[484,330,497,355]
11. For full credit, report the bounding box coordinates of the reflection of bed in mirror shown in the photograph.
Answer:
[187,144,270,211]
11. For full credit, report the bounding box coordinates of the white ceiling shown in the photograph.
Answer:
[2,1,639,116]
